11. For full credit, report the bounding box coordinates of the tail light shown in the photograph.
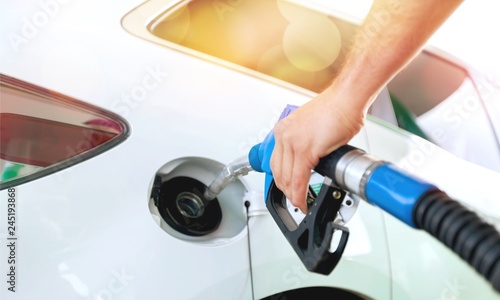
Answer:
[0,74,129,189]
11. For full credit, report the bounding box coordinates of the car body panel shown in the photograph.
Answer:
[1,1,500,299]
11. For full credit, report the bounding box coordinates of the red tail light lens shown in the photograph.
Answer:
[0,74,129,189]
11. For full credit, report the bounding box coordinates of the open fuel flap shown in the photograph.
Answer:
[148,157,249,243]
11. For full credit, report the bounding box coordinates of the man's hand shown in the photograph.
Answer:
[269,0,462,213]
[270,86,364,212]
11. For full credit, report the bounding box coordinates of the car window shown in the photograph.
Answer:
[123,0,500,172]
[387,51,500,172]
[124,0,360,94]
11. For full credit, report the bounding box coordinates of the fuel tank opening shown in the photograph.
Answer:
[153,175,222,236]
[148,157,249,243]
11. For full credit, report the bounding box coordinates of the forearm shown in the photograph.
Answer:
[270,0,462,211]
[329,0,463,114]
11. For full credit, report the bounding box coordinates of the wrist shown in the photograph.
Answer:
[317,85,366,144]
[322,79,374,121]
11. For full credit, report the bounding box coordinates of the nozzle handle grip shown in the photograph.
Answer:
[315,145,359,180]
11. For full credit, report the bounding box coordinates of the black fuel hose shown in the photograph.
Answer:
[413,190,500,292]
[250,134,500,291]
[315,145,500,292]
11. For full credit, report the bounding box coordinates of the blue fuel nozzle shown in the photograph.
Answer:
[248,104,298,199]
[246,105,500,291]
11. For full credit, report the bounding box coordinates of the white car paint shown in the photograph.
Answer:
[1,1,499,299]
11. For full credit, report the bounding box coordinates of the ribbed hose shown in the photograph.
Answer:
[413,190,500,292]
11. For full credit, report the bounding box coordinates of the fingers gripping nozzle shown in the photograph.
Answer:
[247,105,352,275]
[208,102,500,292]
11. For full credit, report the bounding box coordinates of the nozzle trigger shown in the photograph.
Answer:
[266,179,349,274]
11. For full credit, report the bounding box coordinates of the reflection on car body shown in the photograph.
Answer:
[1,0,499,299]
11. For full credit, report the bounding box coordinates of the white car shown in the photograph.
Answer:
[1,0,500,299]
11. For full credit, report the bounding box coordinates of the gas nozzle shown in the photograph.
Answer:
[248,105,352,275]
[315,144,436,228]
[248,104,499,291]
[311,145,500,292]
[206,103,499,291]
[203,155,253,201]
